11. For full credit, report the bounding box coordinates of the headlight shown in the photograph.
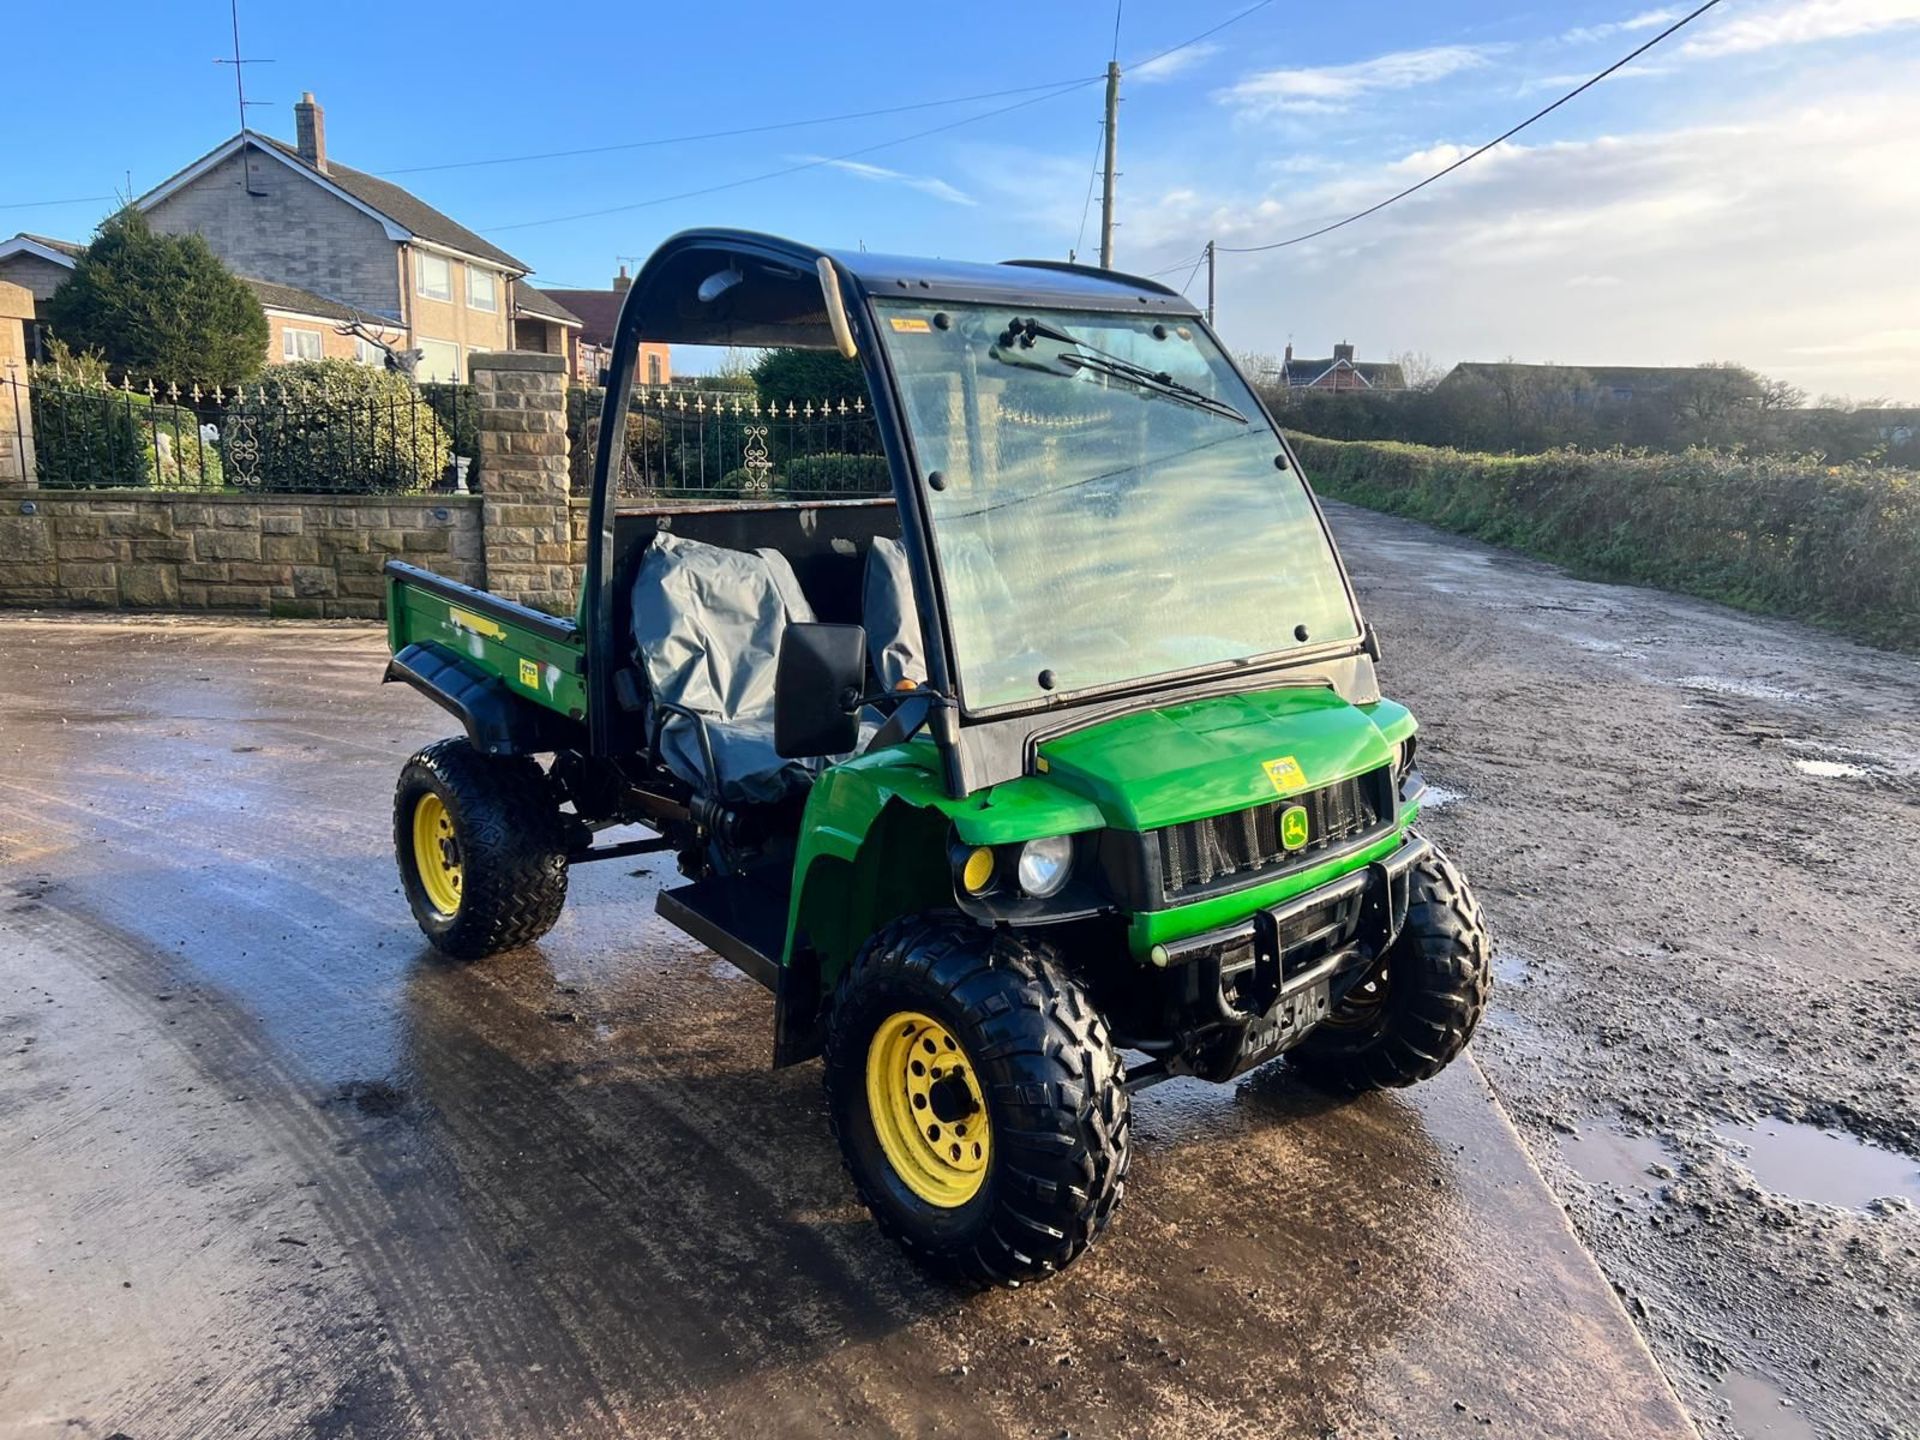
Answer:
[1016,835,1074,897]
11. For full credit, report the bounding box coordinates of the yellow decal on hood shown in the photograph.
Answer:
[1262,756,1308,794]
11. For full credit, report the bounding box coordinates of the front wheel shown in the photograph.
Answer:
[824,916,1130,1287]
[1287,842,1491,1091]
[393,737,568,959]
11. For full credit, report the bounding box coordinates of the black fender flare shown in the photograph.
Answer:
[385,641,577,756]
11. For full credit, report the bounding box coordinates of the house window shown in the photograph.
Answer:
[282,327,324,362]
[415,337,461,382]
[354,337,386,367]
[466,268,497,312]
[416,252,452,302]
[646,353,662,386]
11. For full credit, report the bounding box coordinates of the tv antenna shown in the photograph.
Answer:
[213,0,275,197]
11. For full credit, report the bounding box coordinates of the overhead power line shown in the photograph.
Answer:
[482,76,1102,233]
[1217,0,1725,255]
[376,78,1102,178]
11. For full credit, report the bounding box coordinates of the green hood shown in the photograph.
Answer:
[1034,686,1399,831]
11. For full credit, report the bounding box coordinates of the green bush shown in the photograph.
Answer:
[1291,436,1920,651]
[224,360,450,493]
[29,375,223,490]
[783,452,891,495]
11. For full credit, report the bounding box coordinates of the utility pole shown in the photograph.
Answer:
[1099,60,1120,270]
[1205,240,1216,325]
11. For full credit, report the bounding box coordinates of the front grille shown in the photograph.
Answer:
[1157,767,1391,901]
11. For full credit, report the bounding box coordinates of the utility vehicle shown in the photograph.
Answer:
[382,230,1490,1286]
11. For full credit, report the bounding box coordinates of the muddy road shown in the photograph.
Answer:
[1335,503,1920,1440]
[0,500,1910,1438]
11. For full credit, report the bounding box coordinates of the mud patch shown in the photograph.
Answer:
[328,1078,409,1119]
[1715,1120,1920,1211]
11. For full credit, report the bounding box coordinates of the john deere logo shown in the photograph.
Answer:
[1262,755,1308,794]
[1280,805,1310,852]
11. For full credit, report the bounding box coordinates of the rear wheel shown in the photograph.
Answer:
[824,916,1129,1287]
[1287,843,1490,1091]
[394,737,567,959]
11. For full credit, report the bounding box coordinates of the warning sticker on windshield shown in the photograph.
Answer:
[1263,756,1308,795]
[888,316,932,334]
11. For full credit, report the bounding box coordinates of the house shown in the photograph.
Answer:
[1,230,413,367]
[1436,362,1703,405]
[1279,342,1405,393]
[107,92,558,382]
[0,234,83,360]
[536,266,673,387]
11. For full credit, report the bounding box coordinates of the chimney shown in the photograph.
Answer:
[612,264,631,294]
[1333,340,1355,364]
[295,92,327,173]
[1284,342,1293,367]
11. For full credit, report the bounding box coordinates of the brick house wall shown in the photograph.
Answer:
[0,251,72,305]
[265,310,403,365]
[145,148,401,320]
[401,244,513,379]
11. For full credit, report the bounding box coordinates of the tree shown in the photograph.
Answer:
[44,209,268,387]
[751,347,867,407]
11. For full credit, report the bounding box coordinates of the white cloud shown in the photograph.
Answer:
[1106,81,1920,401]
[808,157,974,207]
[1131,43,1219,84]
[1559,8,1683,45]
[1221,45,1493,117]
[1680,0,1920,57]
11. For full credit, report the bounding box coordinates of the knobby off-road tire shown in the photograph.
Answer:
[1288,842,1490,1092]
[394,737,568,960]
[824,915,1130,1288]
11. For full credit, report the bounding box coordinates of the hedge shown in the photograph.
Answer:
[783,453,891,495]
[1291,436,1920,652]
[224,360,451,494]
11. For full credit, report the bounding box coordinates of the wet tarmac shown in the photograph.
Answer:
[0,612,1692,1438]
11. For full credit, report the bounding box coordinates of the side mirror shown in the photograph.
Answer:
[775,622,866,759]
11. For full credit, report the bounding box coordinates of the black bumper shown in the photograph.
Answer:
[1151,832,1431,1082]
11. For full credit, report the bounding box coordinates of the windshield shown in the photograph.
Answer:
[873,300,1361,712]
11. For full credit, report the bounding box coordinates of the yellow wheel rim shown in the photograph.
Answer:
[411,792,463,917]
[866,1010,990,1208]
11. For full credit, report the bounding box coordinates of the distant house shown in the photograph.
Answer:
[1436,362,1702,405]
[1279,342,1405,393]
[536,266,672,387]
[11,93,577,382]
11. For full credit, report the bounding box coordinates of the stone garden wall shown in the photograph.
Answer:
[0,492,481,617]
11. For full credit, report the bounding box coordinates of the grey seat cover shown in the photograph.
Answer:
[862,535,928,690]
[631,532,818,805]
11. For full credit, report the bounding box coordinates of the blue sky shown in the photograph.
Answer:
[5,0,1918,399]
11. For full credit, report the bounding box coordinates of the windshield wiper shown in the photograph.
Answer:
[1056,352,1248,425]
[990,316,1248,425]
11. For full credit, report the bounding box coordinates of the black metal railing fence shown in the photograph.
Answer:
[7,363,480,495]
[566,386,890,502]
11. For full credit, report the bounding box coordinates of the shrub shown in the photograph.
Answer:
[29,373,223,490]
[1291,436,1920,652]
[224,360,450,493]
[44,209,267,387]
[784,452,891,495]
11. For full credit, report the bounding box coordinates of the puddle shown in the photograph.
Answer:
[1716,1120,1920,1211]
[1419,784,1462,810]
[1560,1123,1672,1193]
[1790,758,1868,780]
[1493,950,1531,986]
[1721,1369,1819,1440]
[1675,675,1813,704]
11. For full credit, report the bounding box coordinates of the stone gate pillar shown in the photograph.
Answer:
[0,281,35,488]
[470,350,572,615]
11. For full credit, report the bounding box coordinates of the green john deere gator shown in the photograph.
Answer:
[382,229,1491,1286]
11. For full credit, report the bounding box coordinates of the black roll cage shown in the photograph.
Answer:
[582,228,1378,799]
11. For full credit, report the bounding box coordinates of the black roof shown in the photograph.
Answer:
[619,229,1202,350]
[257,137,529,273]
